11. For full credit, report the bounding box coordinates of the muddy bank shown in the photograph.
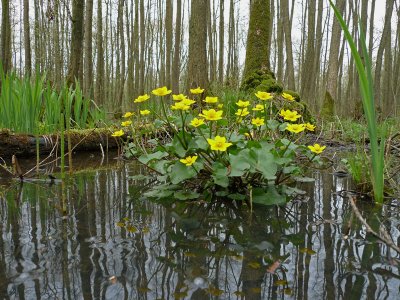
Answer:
[0,129,121,157]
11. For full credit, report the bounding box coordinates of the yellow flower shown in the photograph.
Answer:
[305,122,316,131]
[203,96,218,103]
[255,91,273,100]
[172,94,187,101]
[181,98,196,106]
[180,155,198,166]
[235,108,249,117]
[190,87,204,94]
[171,101,190,111]
[282,92,295,101]
[190,118,205,127]
[217,104,224,109]
[111,129,124,137]
[207,136,233,152]
[251,117,265,126]
[279,109,301,122]
[285,123,305,134]
[121,120,132,127]
[134,94,150,103]
[123,112,134,118]
[199,109,223,121]
[308,143,326,154]
[140,109,151,115]
[252,104,265,112]
[152,86,172,96]
[236,100,250,107]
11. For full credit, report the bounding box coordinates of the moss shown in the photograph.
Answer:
[242,0,271,82]
[240,70,280,93]
[321,91,335,120]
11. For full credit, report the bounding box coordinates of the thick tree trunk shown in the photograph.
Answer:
[242,0,271,82]
[1,0,12,74]
[66,0,85,87]
[187,0,209,91]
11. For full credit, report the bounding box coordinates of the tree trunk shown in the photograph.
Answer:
[172,0,182,93]
[23,0,31,76]
[66,0,85,87]
[323,0,345,118]
[218,0,224,84]
[95,0,105,105]
[281,0,295,90]
[84,0,94,99]
[242,0,271,82]
[187,0,209,91]
[165,0,173,88]
[1,0,12,74]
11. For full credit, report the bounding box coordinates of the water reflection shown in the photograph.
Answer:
[0,156,399,299]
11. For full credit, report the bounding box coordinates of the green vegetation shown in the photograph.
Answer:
[330,0,385,203]
[113,86,324,205]
[0,67,106,134]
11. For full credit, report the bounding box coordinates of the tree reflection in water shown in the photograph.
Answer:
[0,160,399,299]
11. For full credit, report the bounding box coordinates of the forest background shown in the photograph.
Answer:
[0,0,397,119]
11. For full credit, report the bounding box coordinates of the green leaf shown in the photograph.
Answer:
[252,149,277,180]
[293,176,315,183]
[169,161,197,184]
[212,163,229,187]
[227,193,246,201]
[229,150,251,177]
[188,137,209,151]
[138,151,168,164]
[149,159,170,175]
[144,188,175,198]
[252,186,286,206]
[174,190,200,200]
[172,134,187,157]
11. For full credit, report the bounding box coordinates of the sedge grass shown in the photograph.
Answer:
[330,0,385,203]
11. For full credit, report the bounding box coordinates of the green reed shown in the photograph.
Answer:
[330,0,384,203]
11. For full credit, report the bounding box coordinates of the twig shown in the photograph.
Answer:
[348,196,400,254]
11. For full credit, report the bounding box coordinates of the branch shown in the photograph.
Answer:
[348,196,400,254]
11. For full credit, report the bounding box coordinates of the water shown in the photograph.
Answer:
[0,153,399,299]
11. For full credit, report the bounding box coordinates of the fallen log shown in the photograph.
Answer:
[0,128,121,158]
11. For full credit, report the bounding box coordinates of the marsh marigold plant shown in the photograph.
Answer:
[113,86,325,205]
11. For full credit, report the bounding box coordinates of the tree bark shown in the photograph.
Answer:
[172,0,182,93]
[281,0,295,90]
[1,0,12,74]
[23,0,31,76]
[66,0,85,87]
[187,0,209,91]
[218,0,224,84]
[95,0,105,105]
[242,0,271,82]
[84,0,94,99]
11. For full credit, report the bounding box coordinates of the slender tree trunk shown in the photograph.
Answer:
[218,0,224,84]
[172,0,182,93]
[67,0,85,87]
[276,0,284,83]
[165,0,173,88]
[139,0,145,94]
[281,0,295,90]
[23,0,31,76]
[84,0,94,98]
[95,0,105,105]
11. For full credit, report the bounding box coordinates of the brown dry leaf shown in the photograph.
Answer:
[266,260,281,274]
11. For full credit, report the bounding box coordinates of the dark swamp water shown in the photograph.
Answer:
[0,152,399,300]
